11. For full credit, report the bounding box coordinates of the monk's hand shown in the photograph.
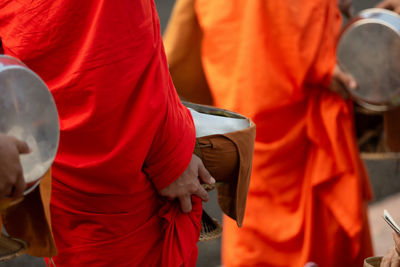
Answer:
[381,246,400,267]
[380,233,400,267]
[394,232,400,256]
[376,0,400,14]
[328,64,357,100]
[158,154,215,213]
[0,133,29,198]
[338,0,354,19]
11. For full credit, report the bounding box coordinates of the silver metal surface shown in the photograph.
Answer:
[0,55,59,194]
[337,8,400,111]
[188,108,249,137]
[183,101,251,137]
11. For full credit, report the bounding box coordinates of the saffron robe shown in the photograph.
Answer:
[0,0,201,266]
[166,0,374,266]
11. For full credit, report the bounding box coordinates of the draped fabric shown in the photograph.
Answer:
[0,1,200,266]
[194,1,374,266]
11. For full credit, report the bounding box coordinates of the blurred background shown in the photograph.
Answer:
[1,0,399,266]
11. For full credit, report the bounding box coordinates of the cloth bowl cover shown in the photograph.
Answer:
[184,101,256,227]
[1,170,57,257]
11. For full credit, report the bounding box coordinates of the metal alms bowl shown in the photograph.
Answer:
[0,55,59,195]
[337,8,400,112]
[185,102,250,137]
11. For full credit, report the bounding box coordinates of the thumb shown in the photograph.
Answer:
[197,160,215,185]
[334,66,357,90]
[13,139,30,154]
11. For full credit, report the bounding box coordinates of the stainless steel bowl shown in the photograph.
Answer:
[186,105,250,138]
[337,8,400,112]
[0,55,59,195]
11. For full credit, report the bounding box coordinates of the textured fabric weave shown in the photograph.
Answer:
[0,1,199,266]
[164,0,374,266]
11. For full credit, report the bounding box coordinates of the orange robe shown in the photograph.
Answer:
[195,1,373,266]
[0,1,201,266]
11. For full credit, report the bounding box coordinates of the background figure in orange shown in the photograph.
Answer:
[165,0,374,266]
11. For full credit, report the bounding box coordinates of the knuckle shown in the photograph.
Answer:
[203,172,211,180]
[188,183,198,193]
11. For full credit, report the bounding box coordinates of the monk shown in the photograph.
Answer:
[0,1,214,266]
[165,0,374,266]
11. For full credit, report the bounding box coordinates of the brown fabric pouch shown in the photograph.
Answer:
[194,123,256,227]
[364,256,382,267]
[1,170,57,257]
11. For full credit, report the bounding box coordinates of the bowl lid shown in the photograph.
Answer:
[337,10,400,111]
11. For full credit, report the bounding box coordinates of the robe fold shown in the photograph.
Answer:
[0,0,200,266]
[193,1,374,266]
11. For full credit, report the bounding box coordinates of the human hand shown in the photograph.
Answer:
[0,133,30,198]
[328,64,357,100]
[394,232,400,256]
[376,0,400,14]
[338,0,354,18]
[380,233,400,267]
[158,154,215,213]
[381,247,400,267]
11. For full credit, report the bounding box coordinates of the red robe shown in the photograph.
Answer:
[194,0,373,266]
[0,1,200,266]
